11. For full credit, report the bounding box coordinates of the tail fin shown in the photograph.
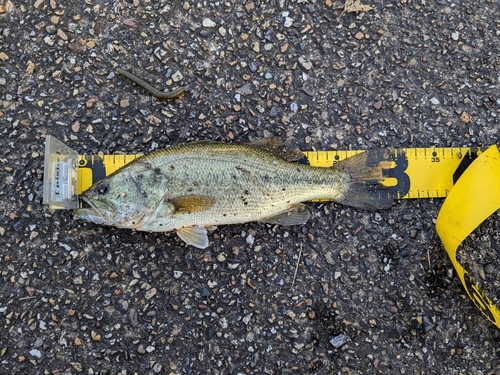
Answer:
[335,149,393,210]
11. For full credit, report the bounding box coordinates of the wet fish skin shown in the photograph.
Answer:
[74,140,392,248]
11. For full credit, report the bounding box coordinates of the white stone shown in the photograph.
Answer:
[30,349,42,358]
[203,18,216,28]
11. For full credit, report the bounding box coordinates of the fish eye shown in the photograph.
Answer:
[97,182,109,195]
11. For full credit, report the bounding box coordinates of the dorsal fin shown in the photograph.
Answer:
[249,138,304,161]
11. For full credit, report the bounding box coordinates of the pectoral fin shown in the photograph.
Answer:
[171,195,216,214]
[176,226,209,249]
[261,203,310,225]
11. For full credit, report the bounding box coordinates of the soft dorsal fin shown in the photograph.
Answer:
[249,138,304,161]
[171,195,216,214]
[176,226,209,248]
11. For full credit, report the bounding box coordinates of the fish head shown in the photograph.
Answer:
[74,170,151,229]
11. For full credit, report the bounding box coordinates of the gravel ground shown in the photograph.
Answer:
[1,0,500,374]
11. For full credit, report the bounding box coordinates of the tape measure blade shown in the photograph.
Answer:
[303,150,360,167]
[74,146,495,200]
[404,147,469,198]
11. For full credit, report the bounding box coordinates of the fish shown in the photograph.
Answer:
[74,139,392,249]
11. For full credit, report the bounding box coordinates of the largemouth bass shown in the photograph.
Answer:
[74,139,392,248]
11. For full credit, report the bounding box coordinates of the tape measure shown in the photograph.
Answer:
[42,136,500,328]
[73,145,488,199]
[41,140,490,209]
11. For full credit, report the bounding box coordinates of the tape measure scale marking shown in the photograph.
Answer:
[77,154,142,195]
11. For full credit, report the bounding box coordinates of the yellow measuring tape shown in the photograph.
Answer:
[77,146,487,197]
[42,136,500,328]
[436,145,500,327]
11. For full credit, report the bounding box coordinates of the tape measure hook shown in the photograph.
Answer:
[42,135,80,209]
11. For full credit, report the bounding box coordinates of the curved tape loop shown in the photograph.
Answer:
[436,145,500,327]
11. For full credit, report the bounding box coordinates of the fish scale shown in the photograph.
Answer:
[139,144,346,227]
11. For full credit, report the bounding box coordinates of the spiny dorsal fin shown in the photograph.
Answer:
[249,138,304,161]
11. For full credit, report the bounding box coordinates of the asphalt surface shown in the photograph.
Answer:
[1,0,500,374]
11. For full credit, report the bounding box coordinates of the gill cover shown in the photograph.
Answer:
[74,162,169,228]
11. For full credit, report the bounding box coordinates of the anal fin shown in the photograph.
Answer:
[176,226,209,249]
[261,203,310,225]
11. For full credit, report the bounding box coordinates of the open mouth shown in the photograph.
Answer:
[74,197,116,225]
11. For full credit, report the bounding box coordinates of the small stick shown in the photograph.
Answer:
[292,243,303,288]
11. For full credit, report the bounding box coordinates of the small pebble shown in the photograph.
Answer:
[269,106,279,117]
[330,334,347,348]
[203,18,216,28]
[44,36,55,46]
[301,83,316,97]
[207,280,217,288]
[484,263,495,274]
[29,349,42,358]
[235,84,253,96]
[34,338,43,348]
[145,287,157,299]
[173,270,183,279]
[171,70,183,82]
[298,56,312,71]
[249,62,258,72]
[373,100,383,110]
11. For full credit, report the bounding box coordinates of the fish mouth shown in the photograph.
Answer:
[74,197,117,226]
[74,196,148,229]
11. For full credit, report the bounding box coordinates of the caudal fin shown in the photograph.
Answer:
[334,149,393,210]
